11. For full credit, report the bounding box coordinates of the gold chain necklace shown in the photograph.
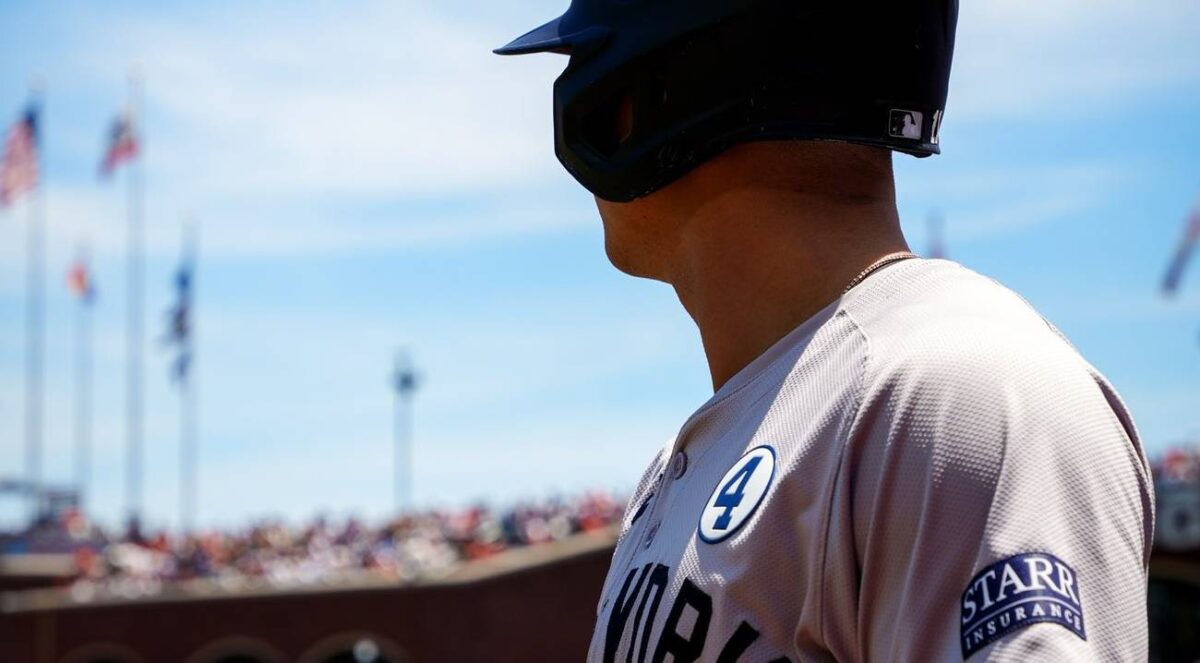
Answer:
[842,251,919,295]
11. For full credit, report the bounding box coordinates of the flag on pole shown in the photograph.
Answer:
[1,101,39,206]
[164,256,193,384]
[67,257,97,304]
[1162,204,1200,296]
[99,110,139,177]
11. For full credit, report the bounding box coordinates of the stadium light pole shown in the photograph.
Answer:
[391,351,419,514]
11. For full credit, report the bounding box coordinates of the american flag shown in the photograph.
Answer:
[99,110,139,177]
[1162,203,1200,296]
[0,102,39,207]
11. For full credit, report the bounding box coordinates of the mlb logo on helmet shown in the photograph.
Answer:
[889,109,924,140]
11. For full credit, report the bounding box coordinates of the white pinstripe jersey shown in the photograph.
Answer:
[587,259,1154,662]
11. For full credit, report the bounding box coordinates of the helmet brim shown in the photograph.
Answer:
[494,17,570,55]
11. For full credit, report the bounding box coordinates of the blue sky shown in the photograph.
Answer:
[0,0,1198,532]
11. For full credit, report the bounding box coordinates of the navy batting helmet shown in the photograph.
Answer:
[496,0,959,202]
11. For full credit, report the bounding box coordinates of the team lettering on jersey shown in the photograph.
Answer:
[602,562,792,663]
[960,553,1086,658]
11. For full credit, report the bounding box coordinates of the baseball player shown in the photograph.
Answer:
[496,0,1154,660]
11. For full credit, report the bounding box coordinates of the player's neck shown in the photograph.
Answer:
[668,186,908,392]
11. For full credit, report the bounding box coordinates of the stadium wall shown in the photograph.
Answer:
[0,532,615,663]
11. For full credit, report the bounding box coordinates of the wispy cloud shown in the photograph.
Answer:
[952,0,1200,122]
[63,1,566,200]
[0,184,594,271]
[899,162,1126,241]
[1045,288,1200,324]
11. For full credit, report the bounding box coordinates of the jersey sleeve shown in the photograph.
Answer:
[839,337,1154,662]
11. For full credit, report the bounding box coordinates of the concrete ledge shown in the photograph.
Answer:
[0,553,75,577]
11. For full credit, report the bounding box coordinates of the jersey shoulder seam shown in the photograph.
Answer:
[836,302,1009,655]
[814,307,873,651]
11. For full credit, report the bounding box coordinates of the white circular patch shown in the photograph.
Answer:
[698,445,776,544]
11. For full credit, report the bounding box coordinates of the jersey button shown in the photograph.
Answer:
[670,451,688,479]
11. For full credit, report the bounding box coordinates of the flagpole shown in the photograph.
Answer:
[180,222,198,535]
[181,353,197,534]
[25,165,45,522]
[124,72,145,531]
[73,244,94,508]
[24,91,46,523]
[392,352,418,513]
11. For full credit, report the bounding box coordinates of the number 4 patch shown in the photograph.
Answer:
[699,446,777,544]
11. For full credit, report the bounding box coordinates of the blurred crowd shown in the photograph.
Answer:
[1151,445,1200,553]
[8,445,1195,603]
[1151,445,1200,485]
[4,491,624,601]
